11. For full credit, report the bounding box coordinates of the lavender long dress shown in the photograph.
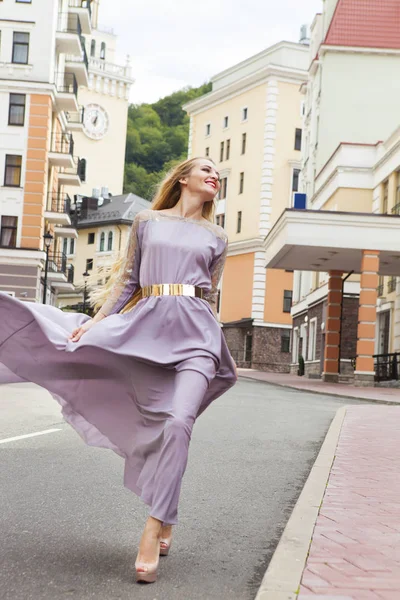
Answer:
[0,209,237,525]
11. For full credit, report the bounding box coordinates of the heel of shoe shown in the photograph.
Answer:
[135,568,158,583]
[159,538,171,556]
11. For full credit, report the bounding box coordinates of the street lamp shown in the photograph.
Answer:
[82,270,90,313]
[42,230,54,304]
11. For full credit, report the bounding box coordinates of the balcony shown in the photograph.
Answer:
[68,0,92,34]
[47,252,68,281]
[89,57,132,80]
[56,13,82,55]
[45,192,72,226]
[392,203,400,216]
[48,133,75,168]
[388,277,397,294]
[65,39,89,86]
[65,107,84,132]
[58,156,84,186]
[54,72,79,112]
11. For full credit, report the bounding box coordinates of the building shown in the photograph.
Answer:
[183,41,309,371]
[263,0,400,386]
[57,192,149,311]
[0,0,133,306]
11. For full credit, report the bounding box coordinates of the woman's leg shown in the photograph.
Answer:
[149,368,209,525]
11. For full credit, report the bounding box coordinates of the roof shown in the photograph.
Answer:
[325,0,400,50]
[77,193,151,228]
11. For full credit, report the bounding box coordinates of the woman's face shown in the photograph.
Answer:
[180,159,221,200]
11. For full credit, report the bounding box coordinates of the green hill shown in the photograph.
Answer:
[124,82,211,200]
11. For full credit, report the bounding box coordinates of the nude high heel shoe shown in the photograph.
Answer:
[159,536,172,556]
[135,539,160,583]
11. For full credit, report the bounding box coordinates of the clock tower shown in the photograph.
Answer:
[64,12,134,199]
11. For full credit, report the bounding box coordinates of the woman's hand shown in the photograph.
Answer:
[69,319,94,343]
[233,360,238,379]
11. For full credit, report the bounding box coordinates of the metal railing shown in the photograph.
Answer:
[65,107,84,125]
[60,156,85,181]
[69,0,91,18]
[47,192,72,214]
[55,72,78,97]
[392,203,400,216]
[388,277,397,293]
[50,132,74,156]
[57,12,82,36]
[377,283,384,297]
[48,252,68,276]
[374,352,400,382]
[67,264,74,283]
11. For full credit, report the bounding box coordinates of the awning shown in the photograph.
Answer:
[264,209,400,276]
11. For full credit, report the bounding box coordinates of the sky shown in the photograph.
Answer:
[98,0,323,105]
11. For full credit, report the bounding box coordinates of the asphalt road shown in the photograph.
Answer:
[0,379,371,600]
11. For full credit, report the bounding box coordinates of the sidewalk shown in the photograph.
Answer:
[238,369,400,404]
[250,372,400,600]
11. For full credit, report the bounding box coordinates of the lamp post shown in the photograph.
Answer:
[82,270,90,313]
[42,231,54,304]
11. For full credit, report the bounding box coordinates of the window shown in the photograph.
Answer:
[88,232,95,244]
[281,330,291,353]
[8,93,26,126]
[205,147,209,157]
[12,32,29,64]
[295,128,302,151]
[241,132,246,155]
[62,237,68,255]
[216,214,225,228]
[205,123,211,136]
[0,216,17,247]
[244,333,252,362]
[283,290,293,313]
[219,177,227,199]
[239,172,244,194]
[382,180,389,214]
[16,0,32,3]
[107,231,113,251]
[223,116,229,129]
[100,41,106,60]
[237,211,242,233]
[226,139,230,160]
[220,141,224,162]
[4,155,22,187]
[242,107,248,121]
[292,168,300,192]
[99,231,105,252]
[90,39,96,57]
[86,258,93,271]
[69,238,75,255]
[78,158,86,182]
[307,319,317,361]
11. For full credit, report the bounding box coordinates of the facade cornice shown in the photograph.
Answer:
[320,44,400,57]
[228,236,265,256]
[183,65,307,115]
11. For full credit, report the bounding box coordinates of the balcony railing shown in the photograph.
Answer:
[65,106,84,125]
[89,57,131,77]
[388,277,397,293]
[55,72,78,96]
[60,156,86,181]
[66,38,89,70]
[392,203,400,216]
[374,352,400,382]
[47,192,72,214]
[67,264,74,284]
[377,283,384,297]
[50,132,74,156]
[57,12,82,36]
[48,252,68,276]
[69,0,91,18]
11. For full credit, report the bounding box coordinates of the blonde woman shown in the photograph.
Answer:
[0,156,238,584]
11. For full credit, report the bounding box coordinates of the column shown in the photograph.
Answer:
[393,277,400,351]
[354,250,380,386]
[323,271,343,383]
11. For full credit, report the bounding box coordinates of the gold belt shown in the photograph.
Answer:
[141,284,204,299]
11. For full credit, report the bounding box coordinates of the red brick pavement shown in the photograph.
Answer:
[297,406,400,600]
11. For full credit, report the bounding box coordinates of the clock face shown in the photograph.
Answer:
[83,104,109,140]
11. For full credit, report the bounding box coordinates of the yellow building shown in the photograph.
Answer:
[184,41,308,371]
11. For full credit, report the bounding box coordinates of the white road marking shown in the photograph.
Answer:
[0,428,62,445]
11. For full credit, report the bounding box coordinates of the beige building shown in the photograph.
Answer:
[184,41,308,371]
[263,0,400,386]
[0,0,133,306]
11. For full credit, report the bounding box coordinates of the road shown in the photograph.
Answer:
[0,378,371,600]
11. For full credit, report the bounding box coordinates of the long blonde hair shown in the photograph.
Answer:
[89,157,217,313]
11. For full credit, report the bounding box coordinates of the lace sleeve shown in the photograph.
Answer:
[204,234,228,319]
[99,212,143,317]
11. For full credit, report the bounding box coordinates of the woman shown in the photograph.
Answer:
[0,156,238,583]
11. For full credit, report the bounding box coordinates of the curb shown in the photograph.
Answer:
[254,406,347,600]
[238,375,400,406]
